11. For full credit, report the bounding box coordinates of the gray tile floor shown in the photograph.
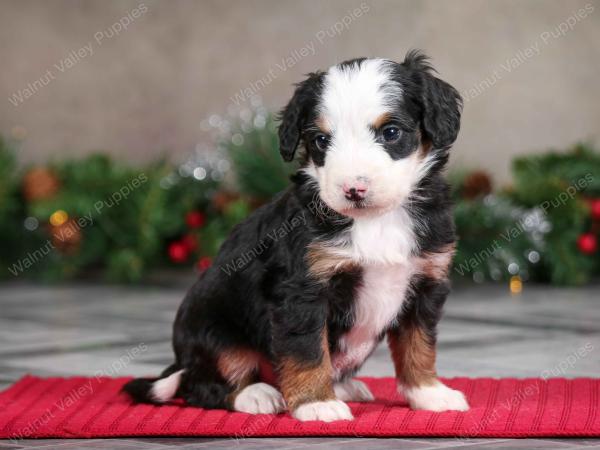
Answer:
[0,279,599,449]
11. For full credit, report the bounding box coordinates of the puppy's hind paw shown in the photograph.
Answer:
[334,379,374,402]
[233,383,286,414]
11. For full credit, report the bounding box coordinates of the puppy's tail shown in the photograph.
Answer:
[122,364,184,404]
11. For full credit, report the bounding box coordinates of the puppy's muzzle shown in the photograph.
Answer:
[342,178,369,202]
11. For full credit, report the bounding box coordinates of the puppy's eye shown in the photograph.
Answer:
[314,134,331,151]
[381,125,401,143]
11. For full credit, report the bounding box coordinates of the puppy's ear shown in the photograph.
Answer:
[421,73,462,149]
[278,72,322,162]
[403,50,462,150]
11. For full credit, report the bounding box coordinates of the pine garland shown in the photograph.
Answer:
[1,111,598,285]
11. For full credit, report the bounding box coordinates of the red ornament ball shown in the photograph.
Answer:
[577,233,597,255]
[197,256,212,271]
[181,234,198,252]
[186,211,205,229]
[590,199,600,221]
[168,241,189,263]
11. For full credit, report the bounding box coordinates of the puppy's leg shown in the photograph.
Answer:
[278,331,352,422]
[218,347,285,414]
[272,294,352,422]
[177,360,235,410]
[388,279,468,412]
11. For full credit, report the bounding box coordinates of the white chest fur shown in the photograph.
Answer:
[333,207,417,265]
[330,208,419,378]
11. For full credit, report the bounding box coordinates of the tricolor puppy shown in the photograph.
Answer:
[124,51,469,422]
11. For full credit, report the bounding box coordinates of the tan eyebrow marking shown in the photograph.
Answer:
[315,116,331,134]
[372,112,392,129]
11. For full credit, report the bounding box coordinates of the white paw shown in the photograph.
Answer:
[233,383,286,414]
[334,379,374,402]
[292,399,354,422]
[401,381,469,412]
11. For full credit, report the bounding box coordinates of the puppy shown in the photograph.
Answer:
[124,51,469,422]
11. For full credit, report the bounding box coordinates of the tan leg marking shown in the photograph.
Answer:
[388,323,469,411]
[278,331,335,411]
[218,347,263,408]
[388,325,437,388]
[217,347,261,386]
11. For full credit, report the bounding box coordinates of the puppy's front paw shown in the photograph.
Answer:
[402,381,469,412]
[233,383,286,414]
[292,399,354,422]
[334,379,374,402]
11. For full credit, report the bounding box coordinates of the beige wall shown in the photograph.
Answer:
[1,0,599,183]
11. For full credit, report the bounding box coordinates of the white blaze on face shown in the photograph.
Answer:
[308,59,433,217]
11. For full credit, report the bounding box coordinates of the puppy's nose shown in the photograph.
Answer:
[343,181,369,202]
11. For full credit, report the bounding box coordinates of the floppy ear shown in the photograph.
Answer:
[420,71,462,150]
[278,72,322,162]
[404,50,462,149]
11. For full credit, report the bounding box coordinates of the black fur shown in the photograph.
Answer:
[123,50,462,411]
[122,378,161,404]
[400,51,462,151]
[278,71,325,162]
